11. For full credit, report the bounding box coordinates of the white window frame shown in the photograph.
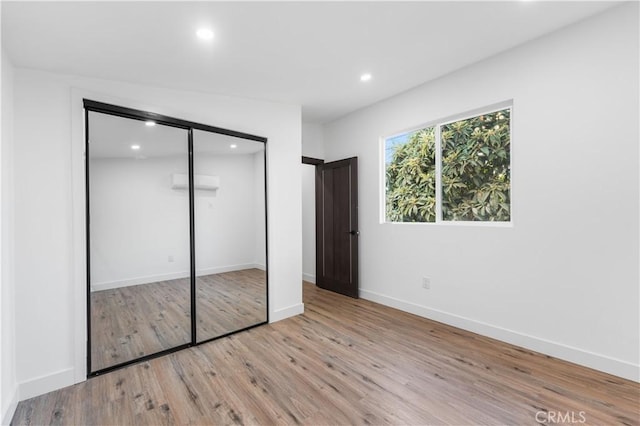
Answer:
[380,100,514,227]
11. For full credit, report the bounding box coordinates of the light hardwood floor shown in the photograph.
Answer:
[91,269,267,372]
[13,282,639,425]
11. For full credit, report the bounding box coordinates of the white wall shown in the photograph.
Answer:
[11,68,302,399]
[90,153,263,290]
[195,153,266,274]
[1,47,18,424]
[302,123,324,159]
[323,4,639,381]
[301,124,325,283]
[301,165,316,283]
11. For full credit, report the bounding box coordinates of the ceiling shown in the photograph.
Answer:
[2,1,619,123]
[89,111,265,159]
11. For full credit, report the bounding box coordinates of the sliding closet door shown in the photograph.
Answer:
[87,111,191,373]
[193,130,268,343]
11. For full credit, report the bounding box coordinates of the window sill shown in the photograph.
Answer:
[382,220,513,228]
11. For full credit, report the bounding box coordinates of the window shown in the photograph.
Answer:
[384,105,511,223]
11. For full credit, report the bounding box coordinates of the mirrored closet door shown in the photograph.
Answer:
[85,100,268,376]
[193,130,267,342]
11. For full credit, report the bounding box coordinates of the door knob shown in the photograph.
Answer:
[349,230,360,236]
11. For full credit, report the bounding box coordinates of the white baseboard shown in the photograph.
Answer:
[270,303,304,323]
[302,273,316,284]
[92,263,262,292]
[18,367,75,401]
[1,388,18,426]
[197,264,263,277]
[360,289,639,382]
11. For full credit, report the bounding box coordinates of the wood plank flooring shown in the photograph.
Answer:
[91,269,266,372]
[14,282,640,425]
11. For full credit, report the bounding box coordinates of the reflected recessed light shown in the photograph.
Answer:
[197,28,214,41]
[230,144,238,149]
[145,121,156,127]
[131,145,141,150]
[360,73,372,82]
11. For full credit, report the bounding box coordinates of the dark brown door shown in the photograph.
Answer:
[316,157,359,298]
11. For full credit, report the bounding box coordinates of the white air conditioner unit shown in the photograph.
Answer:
[171,174,220,190]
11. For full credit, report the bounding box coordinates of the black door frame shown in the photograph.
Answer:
[85,99,270,377]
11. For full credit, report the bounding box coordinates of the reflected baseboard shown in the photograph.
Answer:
[302,273,316,284]
[197,263,265,277]
[91,263,264,292]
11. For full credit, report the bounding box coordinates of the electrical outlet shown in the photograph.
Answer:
[168,255,174,263]
[422,277,431,289]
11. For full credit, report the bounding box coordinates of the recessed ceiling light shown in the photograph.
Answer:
[196,28,214,41]
[145,121,156,127]
[131,145,141,150]
[230,144,238,149]
[360,73,372,82]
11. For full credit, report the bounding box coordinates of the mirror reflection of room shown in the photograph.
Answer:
[88,112,192,372]
[87,109,268,374]
[193,130,267,343]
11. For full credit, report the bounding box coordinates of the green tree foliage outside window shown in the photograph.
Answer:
[385,108,511,223]
[441,109,511,221]
[385,127,437,222]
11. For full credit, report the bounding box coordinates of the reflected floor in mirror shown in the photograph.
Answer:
[196,269,267,343]
[90,268,266,372]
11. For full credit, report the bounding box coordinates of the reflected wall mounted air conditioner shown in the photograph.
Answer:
[171,173,220,190]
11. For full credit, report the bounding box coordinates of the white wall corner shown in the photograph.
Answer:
[270,303,304,323]
[360,289,640,383]
[1,34,19,426]
[1,388,18,426]
[70,87,89,384]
